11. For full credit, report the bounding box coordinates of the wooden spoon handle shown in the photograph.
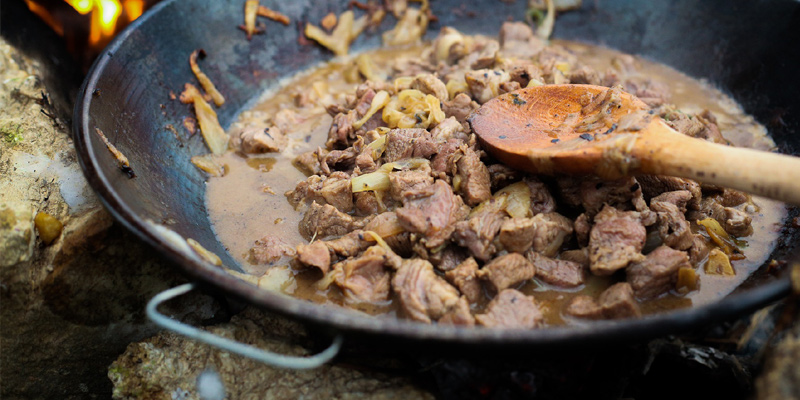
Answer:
[635,120,800,205]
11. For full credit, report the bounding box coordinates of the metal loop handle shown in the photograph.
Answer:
[146,283,343,370]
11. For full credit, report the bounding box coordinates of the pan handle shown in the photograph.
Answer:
[146,283,343,370]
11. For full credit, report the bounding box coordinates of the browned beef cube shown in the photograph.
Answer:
[454,146,492,206]
[475,289,544,329]
[248,235,296,265]
[295,241,331,274]
[530,213,574,257]
[579,177,647,217]
[588,206,647,275]
[294,149,324,176]
[650,194,694,251]
[397,180,469,249]
[566,282,641,320]
[323,230,370,258]
[565,295,604,320]
[574,213,591,247]
[438,297,476,326]
[431,245,469,272]
[286,172,353,213]
[430,139,462,179]
[333,245,391,304]
[559,248,590,268]
[498,217,536,253]
[688,234,711,265]
[638,175,701,210]
[388,168,434,201]
[327,110,358,148]
[391,258,463,323]
[688,197,753,236]
[627,246,691,300]
[383,129,437,162]
[443,93,478,127]
[498,22,545,59]
[452,211,505,261]
[651,190,693,211]
[299,202,362,240]
[487,163,521,191]
[445,258,483,304]
[526,251,584,288]
[598,282,641,319]
[526,178,557,215]
[411,74,448,101]
[476,253,536,293]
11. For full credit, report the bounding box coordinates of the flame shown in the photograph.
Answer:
[65,0,93,14]
[88,0,122,46]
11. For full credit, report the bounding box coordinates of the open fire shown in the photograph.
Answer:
[24,0,159,68]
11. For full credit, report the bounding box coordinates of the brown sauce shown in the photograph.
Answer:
[206,41,786,325]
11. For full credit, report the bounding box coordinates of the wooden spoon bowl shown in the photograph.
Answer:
[469,84,800,205]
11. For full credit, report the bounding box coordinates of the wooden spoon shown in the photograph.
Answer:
[468,84,800,205]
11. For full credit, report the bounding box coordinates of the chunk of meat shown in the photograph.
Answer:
[650,193,694,251]
[559,248,589,269]
[498,217,536,253]
[445,257,483,303]
[465,69,511,104]
[286,171,353,213]
[383,128,438,162]
[566,65,603,85]
[688,234,711,265]
[508,63,544,87]
[579,177,648,217]
[498,21,545,59]
[475,289,544,329]
[452,211,505,261]
[574,213,590,247]
[431,245,469,272]
[324,230,371,258]
[525,251,584,288]
[529,213,574,257]
[391,258,464,323]
[454,146,492,206]
[498,213,573,256]
[396,180,469,248]
[299,202,362,240]
[566,282,641,320]
[294,149,325,176]
[627,245,690,300]
[442,93,479,127]
[651,190,693,211]
[232,125,288,154]
[438,297,476,326]
[624,78,670,107]
[476,253,536,293]
[588,206,647,275]
[688,197,753,236]
[637,175,701,210]
[430,117,467,143]
[295,241,331,274]
[327,110,358,148]
[389,167,434,201]
[430,139,462,179]
[333,245,391,304]
[565,295,604,320]
[526,178,557,215]
[598,282,642,319]
[248,235,296,265]
[487,163,521,191]
[411,74,449,101]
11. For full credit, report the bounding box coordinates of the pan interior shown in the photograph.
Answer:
[74,0,800,345]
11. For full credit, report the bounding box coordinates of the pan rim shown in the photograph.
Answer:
[72,0,794,346]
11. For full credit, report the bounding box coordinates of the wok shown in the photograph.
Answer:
[73,0,800,354]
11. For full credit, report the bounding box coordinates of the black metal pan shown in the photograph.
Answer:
[73,0,800,353]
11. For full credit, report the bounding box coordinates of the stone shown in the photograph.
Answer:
[0,201,35,267]
[109,308,435,400]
